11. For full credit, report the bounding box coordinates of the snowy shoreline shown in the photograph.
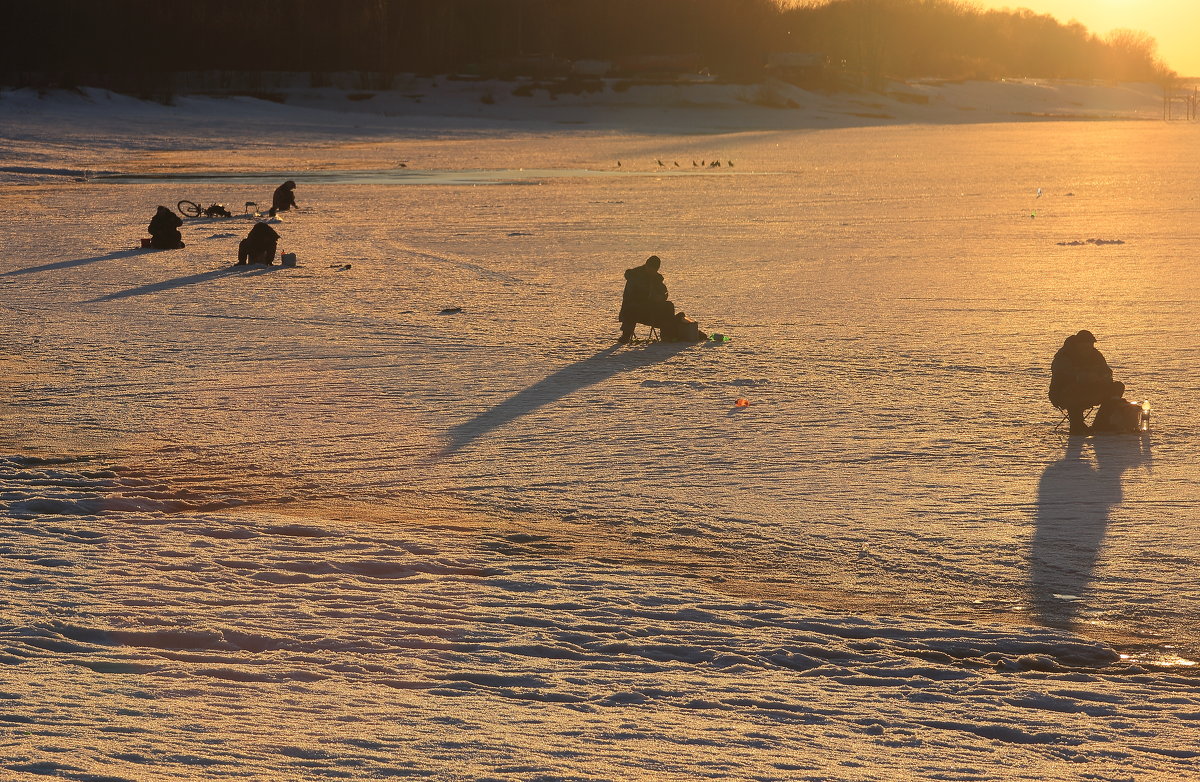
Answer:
[0,77,1171,186]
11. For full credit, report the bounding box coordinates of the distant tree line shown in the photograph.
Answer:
[0,0,1171,92]
[783,0,1172,88]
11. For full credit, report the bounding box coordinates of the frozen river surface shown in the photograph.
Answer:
[2,90,1199,780]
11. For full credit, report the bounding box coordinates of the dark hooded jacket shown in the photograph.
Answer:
[619,263,670,326]
[271,181,297,212]
[238,222,280,264]
[1049,334,1113,411]
[148,206,183,249]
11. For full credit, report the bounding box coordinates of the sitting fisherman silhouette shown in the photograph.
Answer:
[617,256,706,343]
[1049,330,1114,435]
[618,255,672,343]
[237,222,280,265]
[269,180,298,217]
[147,205,184,249]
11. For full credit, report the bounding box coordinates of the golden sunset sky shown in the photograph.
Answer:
[975,0,1200,76]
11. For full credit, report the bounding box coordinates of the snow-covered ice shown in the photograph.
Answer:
[2,81,1199,780]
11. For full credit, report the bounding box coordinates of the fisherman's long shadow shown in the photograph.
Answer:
[442,342,689,456]
[1030,435,1151,630]
[83,265,278,303]
[1,248,148,277]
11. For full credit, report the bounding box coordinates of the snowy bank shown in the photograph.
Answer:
[0,78,1170,185]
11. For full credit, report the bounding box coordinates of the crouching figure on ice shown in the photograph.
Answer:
[148,206,185,249]
[1049,330,1146,434]
[617,255,706,344]
[269,180,298,216]
[1049,330,1112,434]
[237,222,280,265]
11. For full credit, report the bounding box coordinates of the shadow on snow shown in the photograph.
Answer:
[1030,435,1151,630]
[82,265,279,303]
[441,342,689,456]
[1,248,147,277]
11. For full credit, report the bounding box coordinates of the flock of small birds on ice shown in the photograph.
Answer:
[615,160,733,168]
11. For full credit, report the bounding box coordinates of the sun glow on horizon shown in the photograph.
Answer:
[973,0,1200,76]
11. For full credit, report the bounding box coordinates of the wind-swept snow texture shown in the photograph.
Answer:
[1,85,1198,780]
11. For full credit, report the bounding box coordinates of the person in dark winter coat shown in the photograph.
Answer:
[237,222,280,265]
[1049,329,1114,434]
[618,255,674,343]
[147,206,184,249]
[269,180,297,215]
